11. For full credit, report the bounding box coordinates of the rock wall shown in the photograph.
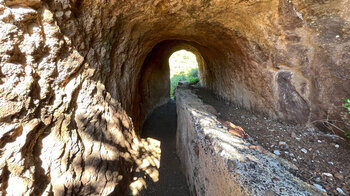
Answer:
[175,87,324,196]
[0,0,140,195]
[0,0,349,195]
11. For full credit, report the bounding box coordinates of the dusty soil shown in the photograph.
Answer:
[138,101,190,196]
[193,86,350,196]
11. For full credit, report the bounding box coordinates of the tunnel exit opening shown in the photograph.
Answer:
[137,40,207,130]
[168,50,199,99]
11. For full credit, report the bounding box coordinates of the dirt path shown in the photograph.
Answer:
[139,101,190,196]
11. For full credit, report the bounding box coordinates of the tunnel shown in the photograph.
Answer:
[0,0,349,195]
[136,40,207,129]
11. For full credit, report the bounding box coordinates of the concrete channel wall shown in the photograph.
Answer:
[175,87,324,196]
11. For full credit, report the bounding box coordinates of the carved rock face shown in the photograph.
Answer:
[0,0,349,195]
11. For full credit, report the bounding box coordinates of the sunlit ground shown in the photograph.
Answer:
[169,50,199,98]
[129,137,161,195]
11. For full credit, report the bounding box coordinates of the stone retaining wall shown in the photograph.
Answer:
[175,87,324,196]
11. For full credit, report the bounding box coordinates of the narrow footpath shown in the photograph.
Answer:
[139,101,190,196]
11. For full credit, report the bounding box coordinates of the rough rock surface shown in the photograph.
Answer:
[0,0,349,195]
[175,87,324,196]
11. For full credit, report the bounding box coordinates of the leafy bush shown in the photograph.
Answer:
[170,68,199,99]
[188,68,198,78]
[342,98,350,138]
[170,74,187,98]
[343,98,350,114]
[188,76,199,84]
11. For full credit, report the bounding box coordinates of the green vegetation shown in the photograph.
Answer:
[342,98,350,114]
[169,50,199,99]
[187,68,199,84]
[343,98,350,139]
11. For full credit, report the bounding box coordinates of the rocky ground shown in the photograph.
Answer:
[194,86,350,196]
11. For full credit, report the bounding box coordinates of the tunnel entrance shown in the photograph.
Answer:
[169,50,199,99]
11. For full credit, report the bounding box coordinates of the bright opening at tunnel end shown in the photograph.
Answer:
[169,50,199,99]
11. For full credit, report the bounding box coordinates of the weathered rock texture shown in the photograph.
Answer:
[0,0,349,195]
[175,87,324,196]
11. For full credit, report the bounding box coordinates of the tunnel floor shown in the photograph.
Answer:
[138,101,190,196]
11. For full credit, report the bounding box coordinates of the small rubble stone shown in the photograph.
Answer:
[301,148,308,153]
[278,141,289,150]
[334,173,344,180]
[336,187,345,195]
[314,177,321,183]
[313,184,327,193]
[273,150,281,156]
[322,173,333,178]
[291,132,297,138]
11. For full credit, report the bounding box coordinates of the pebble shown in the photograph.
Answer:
[252,116,257,120]
[291,132,297,138]
[241,115,245,119]
[301,148,308,153]
[334,173,344,180]
[317,140,322,143]
[274,150,281,156]
[314,177,321,183]
[313,184,327,193]
[336,187,345,195]
[328,161,334,165]
[293,158,297,162]
[278,141,289,150]
[322,173,333,178]
[335,144,339,148]
[296,137,301,141]
[55,11,64,18]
